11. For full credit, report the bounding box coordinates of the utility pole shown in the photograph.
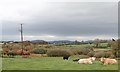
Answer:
[20,24,24,55]
[21,24,23,42]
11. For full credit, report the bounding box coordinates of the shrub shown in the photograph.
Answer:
[0,51,2,57]
[7,50,16,58]
[107,42,111,47]
[80,47,91,55]
[118,50,120,57]
[69,47,91,55]
[94,51,106,58]
[31,48,47,54]
[1,55,9,58]
[45,46,52,48]
[111,40,118,58]
[104,51,113,58]
[87,51,95,57]
[94,50,113,58]
[79,55,89,59]
[47,49,70,57]
[118,39,120,57]
[69,48,82,55]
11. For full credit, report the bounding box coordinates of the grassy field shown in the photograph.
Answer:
[65,43,108,47]
[1,42,118,70]
[2,56,118,70]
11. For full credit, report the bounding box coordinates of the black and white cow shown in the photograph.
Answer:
[73,59,80,62]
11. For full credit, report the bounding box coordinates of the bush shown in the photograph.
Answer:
[87,51,95,57]
[97,46,108,48]
[0,51,2,57]
[94,51,106,58]
[111,40,118,58]
[80,47,91,55]
[69,47,91,55]
[94,51,114,58]
[69,48,82,55]
[45,45,53,48]
[47,49,70,57]
[1,55,9,58]
[31,48,47,54]
[7,50,16,58]
[107,42,111,47]
[104,51,113,58]
[79,55,90,59]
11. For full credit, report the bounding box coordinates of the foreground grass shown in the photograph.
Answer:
[2,56,118,70]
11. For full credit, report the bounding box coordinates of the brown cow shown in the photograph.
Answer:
[100,58,117,65]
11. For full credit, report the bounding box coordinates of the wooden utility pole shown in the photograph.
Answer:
[20,24,24,55]
[21,24,23,42]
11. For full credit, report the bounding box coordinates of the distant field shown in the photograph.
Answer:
[66,44,94,47]
[2,56,118,70]
[65,43,108,47]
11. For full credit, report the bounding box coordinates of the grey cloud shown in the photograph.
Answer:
[2,2,118,40]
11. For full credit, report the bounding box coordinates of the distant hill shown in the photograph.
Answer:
[84,40,94,43]
[48,40,74,44]
[31,40,46,42]
[30,40,95,44]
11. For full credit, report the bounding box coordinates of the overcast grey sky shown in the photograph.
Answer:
[0,0,118,41]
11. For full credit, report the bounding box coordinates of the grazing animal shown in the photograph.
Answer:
[78,59,93,64]
[63,55,70,60]
[78,57,96,64]
[88,57,96,61]
[100,58,117,65]
[73,59,80,62]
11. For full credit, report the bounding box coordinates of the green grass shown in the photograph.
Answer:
[2,56,118,70]
[66,44,95,47]
[0,58,2,71]
[66,43,108,48]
